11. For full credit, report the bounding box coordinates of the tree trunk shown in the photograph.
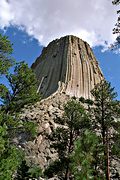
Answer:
[65,166,70,180]
[106,132,110,180]
[102,130,110,180]
[64,127,73,180]
[101,94,110,180]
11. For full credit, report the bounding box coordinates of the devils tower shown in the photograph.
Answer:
[22,35,104,170]
[32,35,103,99]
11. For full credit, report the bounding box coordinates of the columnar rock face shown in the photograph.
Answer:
[32,35,103,99]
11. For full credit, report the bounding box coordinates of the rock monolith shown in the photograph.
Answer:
[21,36,105,173]
[32,35,103,99]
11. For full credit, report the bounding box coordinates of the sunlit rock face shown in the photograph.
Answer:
[31,35,103,99]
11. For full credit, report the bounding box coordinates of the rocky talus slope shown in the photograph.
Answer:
[32,35,103,99]
[21,92,69,169]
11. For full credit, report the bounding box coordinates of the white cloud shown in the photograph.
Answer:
[0,0,118,47]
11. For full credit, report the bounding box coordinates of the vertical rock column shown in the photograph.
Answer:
[31,35,103,99]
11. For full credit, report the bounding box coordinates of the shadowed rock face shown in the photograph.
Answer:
[32,35,103,99]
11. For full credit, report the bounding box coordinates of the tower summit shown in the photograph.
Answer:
[32,35,103,99]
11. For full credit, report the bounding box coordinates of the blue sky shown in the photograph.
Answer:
[0,0,120,99]
[93,47,120,99]
[0,27,43,67]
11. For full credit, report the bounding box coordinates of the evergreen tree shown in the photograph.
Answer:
[46,81,120,179]
[45,99,91,179]
[0,61,40,113]
[0,34,15,76]
[71,130,103,180]
[90,80,120,180]
[0,34,40,179]
[16,160,42,180]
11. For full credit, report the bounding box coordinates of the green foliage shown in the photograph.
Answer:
[71,130,104,180]
[44,160,66,178]
[90,80,120,179]
[0,61,40,113]
[0,84,9,103]
[79,97,94,106]
[0,114,7,154]
[0,34,15,75]
[0,146,23,180]
[91,80,119,130]
[46,100,91,179]
[0,34,41,179]
[15,160,30,180]
[23,121,37,139]
[63,100,90,128]
[16,160,42,180]
[111,122,120,158]
[28,165,42,178]
[0,102,39,179]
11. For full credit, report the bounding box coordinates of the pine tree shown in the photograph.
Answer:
[0,34,40,179]
[16,160,42,180]
[0,34,15,76]
[45,99,91,179]
[70,130,103,180]
[90,80,120,180]
[1,61,40,113]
